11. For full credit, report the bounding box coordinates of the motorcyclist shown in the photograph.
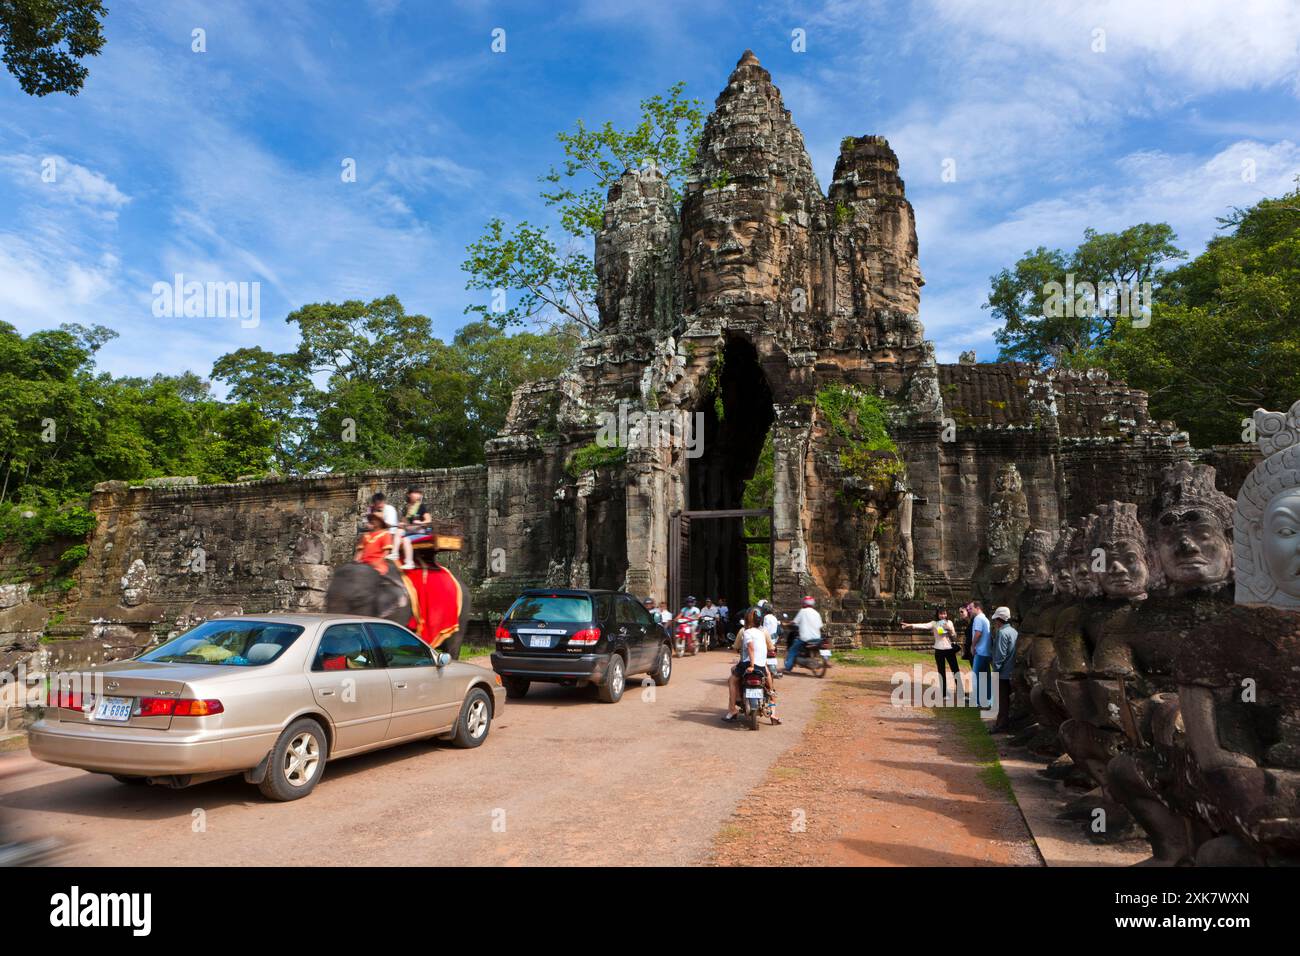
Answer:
[723,609,780,724]
[784,595,824,674]
[760,601,783,678]
[675,595,702,656]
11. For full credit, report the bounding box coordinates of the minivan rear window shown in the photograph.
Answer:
[505,595,593,624]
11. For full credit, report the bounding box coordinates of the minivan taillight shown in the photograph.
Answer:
[568,627,600,648]
[495,624,512,644]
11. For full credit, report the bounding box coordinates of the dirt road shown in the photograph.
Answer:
[0,653,824,866]
[711,660,1041,866]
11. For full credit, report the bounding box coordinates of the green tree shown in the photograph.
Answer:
[987,224,1186,366]
[462,82,704,335]
[210,299,575,472]
[1099,186,1300,445]
[0,0,106,96]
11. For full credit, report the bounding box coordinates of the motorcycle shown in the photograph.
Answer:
[698,615,718,652]
[785,628,831,678]
[673,618,699,656]
[739,666,772,731]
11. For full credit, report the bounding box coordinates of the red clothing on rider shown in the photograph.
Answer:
[358,528,391,574]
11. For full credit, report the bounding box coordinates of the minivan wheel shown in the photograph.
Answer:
[652,645,672,686]
[503,676,530,699]
[258,718,328,801]
[450,687,493,748]
[597,655,626,703]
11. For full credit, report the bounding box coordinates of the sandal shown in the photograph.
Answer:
[722,713,738,722]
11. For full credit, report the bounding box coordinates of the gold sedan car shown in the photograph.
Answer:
[28,613,504,801]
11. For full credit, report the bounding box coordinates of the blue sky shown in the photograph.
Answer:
[1,0,1298,382]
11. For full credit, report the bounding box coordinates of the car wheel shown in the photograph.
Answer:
[597,654,626,703]
[111,774,148,786]
[503,676,530,699]
[652,645,672,686]
[257,718,328,801]
[450,687,493,748]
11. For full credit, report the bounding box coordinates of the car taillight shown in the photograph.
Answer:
[568,627,600,648]
[49,687,83,709]
[135,697,176,717]
[173,699,224,717]
[495,624,512,644]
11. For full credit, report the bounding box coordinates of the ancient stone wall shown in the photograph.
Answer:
[38,467,488,667]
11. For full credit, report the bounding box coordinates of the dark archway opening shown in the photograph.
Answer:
[685,335,775,610]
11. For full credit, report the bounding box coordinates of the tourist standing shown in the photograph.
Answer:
[969,601,993,709]
[901,607,961,701]
[990,607,1019,732]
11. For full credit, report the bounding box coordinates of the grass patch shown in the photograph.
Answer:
[931,705,1014,801]
[458,644,494,660]
[834,647,932,668]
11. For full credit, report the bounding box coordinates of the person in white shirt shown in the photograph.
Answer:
[901,606,962,700]
[784,596,824,673]
[723,609,779,723]
[369,492,408,566]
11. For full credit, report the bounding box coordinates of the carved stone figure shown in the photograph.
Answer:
[1135,403,1300,864]
[120,559,149,607]
[1236,399,1300,607]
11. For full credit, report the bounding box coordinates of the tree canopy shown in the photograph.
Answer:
[986,223,1186,366]
[985,183,1300,446]
[0,0,106,96]
[1099,184,1300,445]
[462,81,703,335]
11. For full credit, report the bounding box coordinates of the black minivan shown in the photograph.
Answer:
[490,589,674,703]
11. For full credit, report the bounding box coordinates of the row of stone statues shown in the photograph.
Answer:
[992,401,1300,865]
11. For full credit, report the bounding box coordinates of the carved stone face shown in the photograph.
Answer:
[1262,489,1300,599]
[1020,552,1052,590]
[1069,547,1094,596]
[1094,536,1150,599]
[1155,509,1232,589]
[684,191,792,311]
[1054,562,1074,595]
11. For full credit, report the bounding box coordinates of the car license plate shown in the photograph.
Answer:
[820,649,832,658]
[529,635,550,649]
[93,695,132,722]
[744,688,764,700]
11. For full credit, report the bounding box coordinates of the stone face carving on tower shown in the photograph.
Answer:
[679,50,822,326]
[594,165,679,334]
[1236,400,1300,607]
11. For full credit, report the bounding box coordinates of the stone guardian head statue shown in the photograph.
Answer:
[1088,501,1152,601]
[1149,461,1235,593]
[1019,529,1056,591]
[1236,399,1300,607]
[1050,524,1076,596]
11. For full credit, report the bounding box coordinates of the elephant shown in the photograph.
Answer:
[323,558,471,660]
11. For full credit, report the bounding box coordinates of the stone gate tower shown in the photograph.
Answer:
[482,50,1204,638]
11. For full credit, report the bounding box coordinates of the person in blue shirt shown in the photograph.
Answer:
[990,606,1019,732]
[969,601,993,709]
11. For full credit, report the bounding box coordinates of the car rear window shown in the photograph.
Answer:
[139,620,304,666]
[505,594,593,624]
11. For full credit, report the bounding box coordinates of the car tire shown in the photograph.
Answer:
[257,718,328,801]
[652,644,672,686]
[111,774,148,786]
[503,676,530,699]
[597,654,626,703]
[450,687,493,748]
